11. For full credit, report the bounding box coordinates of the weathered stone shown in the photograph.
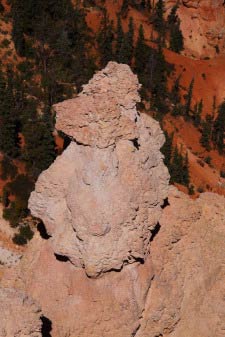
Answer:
[29,62,169,278]
[136,187,225,337]
[3,187,225,337]
[0,288,42,337]
[1,62,224,337]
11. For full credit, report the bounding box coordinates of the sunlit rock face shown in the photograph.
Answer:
[29,62,169,278]
[1,62,224,337]
[165,0,225,59]
[0,288,42,337]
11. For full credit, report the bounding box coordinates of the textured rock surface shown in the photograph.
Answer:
[136,187,225,337]
[2,187,224,337]
[0,246,22,266]
[0,205,23,270]
[0,288,42,337]
[1,62,224,337]
[29,62,169,277]
[0,204,15,238]
[165,0,225,58]
[55,61,141,148]
[3,234,154,337]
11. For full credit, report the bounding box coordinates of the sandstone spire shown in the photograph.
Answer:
[29,62,169,278]
[1,62,224,337]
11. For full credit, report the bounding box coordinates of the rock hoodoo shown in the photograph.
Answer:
[0,62,224,337]
[29,61,169,278]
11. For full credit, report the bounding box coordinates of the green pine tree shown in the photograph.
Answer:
[116,16,134,64]
[184,78,194,119]
[125,17,134,64]
[161,131,173,169]
[0,68,19,157]
[168,4,184,53]
[171,75,181,105]
[0,3,4,12]
[134,24,147,74]
[153,0,166,45]
[193,99,203,127]
[171,75,183,116]
[200,114,213,151]
[182,152,190,186]
[97,10,114,67]
[115,14,125,62]
[121,0,129,17]
[22,111,56,176]
[151,45,168,116]
[212,101,225,153]
[170,145,183,184]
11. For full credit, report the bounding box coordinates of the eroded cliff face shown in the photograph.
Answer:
[0,63,224,337]
[166,0,225,58]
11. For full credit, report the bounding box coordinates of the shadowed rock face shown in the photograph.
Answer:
[29,62,169,278]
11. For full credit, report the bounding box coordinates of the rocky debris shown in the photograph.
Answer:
[165,0,225,59]
[29,62,169,278]
[0,287,42,337]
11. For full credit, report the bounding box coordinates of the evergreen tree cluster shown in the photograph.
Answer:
[0,0,99,240]
[171,77,201,124]
[97,12,172,117]
[11,0,96,95]
[151,0,184,53]
[97,1,183,118]
[134,25,173,116]
[0,65,56,234]
[97,13,134,67]
[0,65,56,174]
[121,1,184,52]
[198,100,224,154]
[169,75,224,154]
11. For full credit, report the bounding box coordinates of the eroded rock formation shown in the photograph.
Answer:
[0,62,224,337]
[29,61,169,278]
